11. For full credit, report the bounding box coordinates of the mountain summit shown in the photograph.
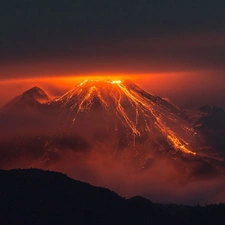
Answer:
[1,86,50,114]
[22,86,50,103]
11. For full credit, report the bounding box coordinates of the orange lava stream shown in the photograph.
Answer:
[59,79,196,155]
[117,82,196,155]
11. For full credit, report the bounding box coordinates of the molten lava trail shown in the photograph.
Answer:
[59,80,196,155]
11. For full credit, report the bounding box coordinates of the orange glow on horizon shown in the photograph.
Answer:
[1,70,225,110]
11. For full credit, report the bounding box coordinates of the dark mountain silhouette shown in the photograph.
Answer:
[0,169,225,225]
[196,105,225,129]
[194,105,225,156]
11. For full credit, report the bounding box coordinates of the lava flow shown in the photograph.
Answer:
[58,79,197,155]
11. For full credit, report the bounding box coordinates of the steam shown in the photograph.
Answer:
[52,150,225,205]
[4,148,225,205]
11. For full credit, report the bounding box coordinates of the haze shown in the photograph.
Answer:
[1,70,225,110]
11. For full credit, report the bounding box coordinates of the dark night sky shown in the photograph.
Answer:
[1,0,225,108]
[1,0,225,62]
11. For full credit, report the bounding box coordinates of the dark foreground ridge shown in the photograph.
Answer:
[0,169,225,225]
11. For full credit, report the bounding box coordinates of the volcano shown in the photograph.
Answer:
[0,79,223,171]
[56,80,198,155]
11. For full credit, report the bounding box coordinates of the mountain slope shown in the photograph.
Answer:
[1,86,50,113]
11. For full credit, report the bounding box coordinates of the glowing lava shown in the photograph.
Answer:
[58,79,196,155]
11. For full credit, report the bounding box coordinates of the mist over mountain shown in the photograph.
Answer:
[2,86,50,112]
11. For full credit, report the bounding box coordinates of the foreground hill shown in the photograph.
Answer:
[0,169,225,225]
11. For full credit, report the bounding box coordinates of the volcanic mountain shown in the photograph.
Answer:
[56,80,198,155]
[0,79,223,171]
